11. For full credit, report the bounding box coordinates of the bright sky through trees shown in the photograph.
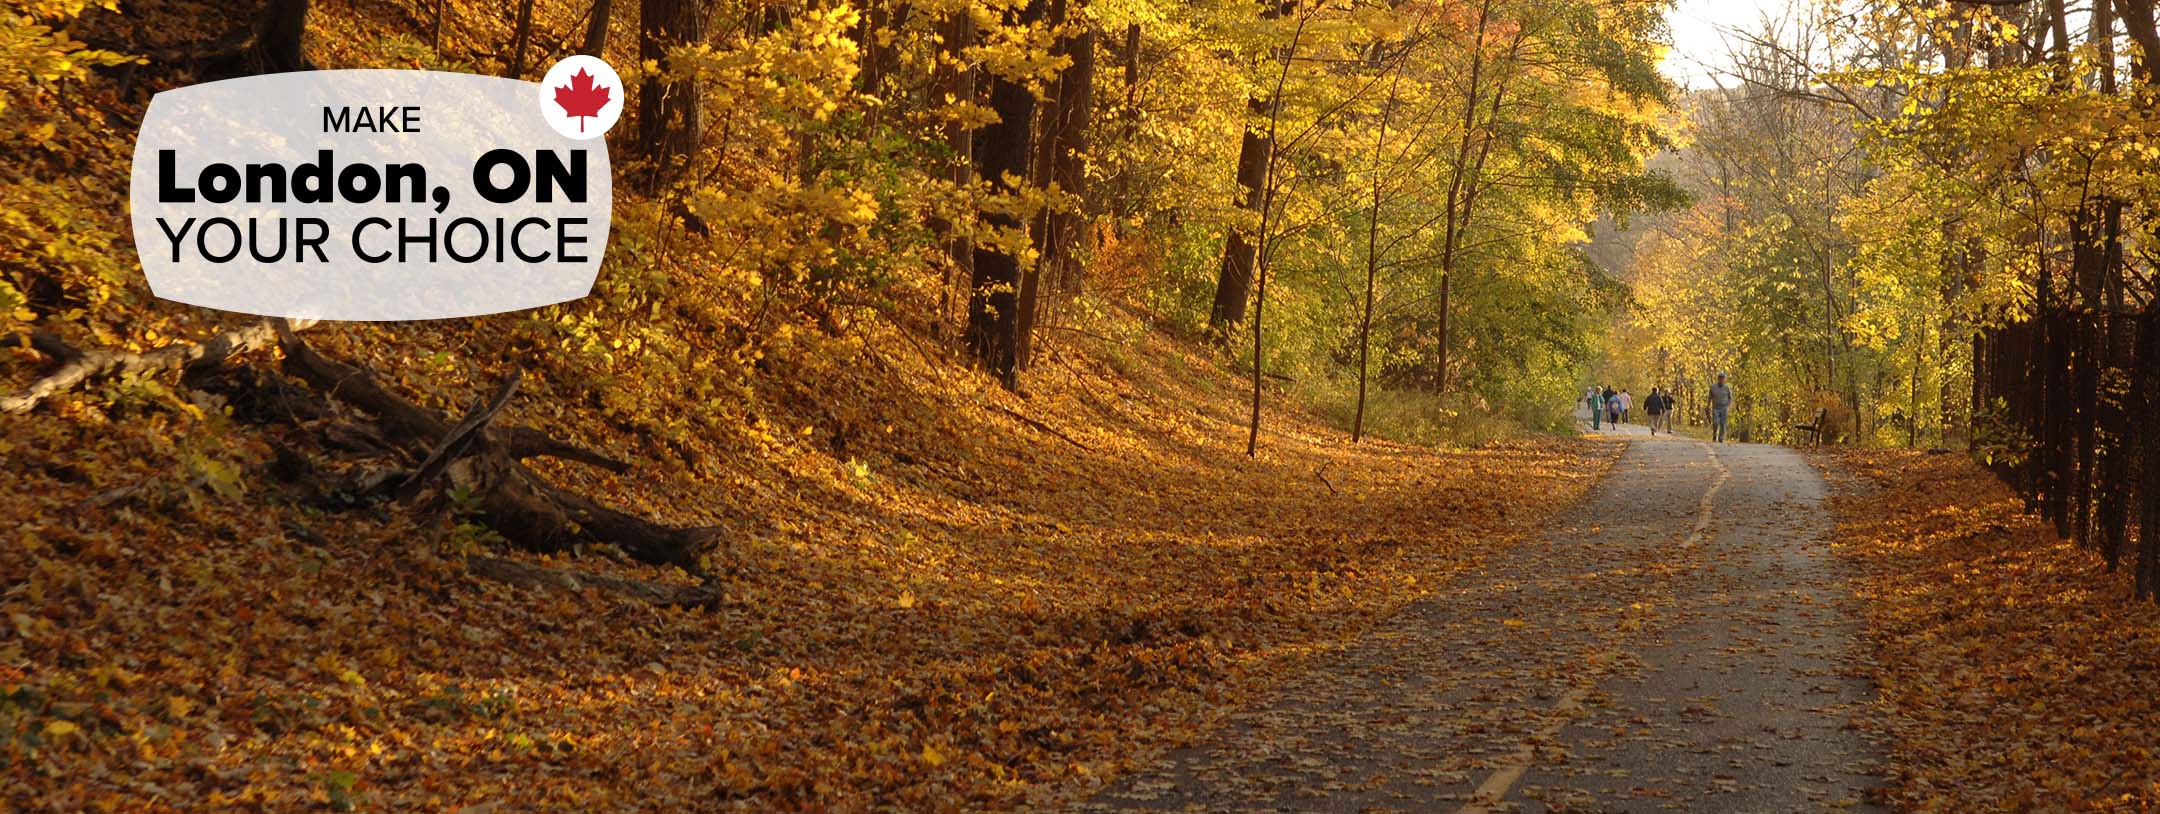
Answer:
[1661,0,1798,88]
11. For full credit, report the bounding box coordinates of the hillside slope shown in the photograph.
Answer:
[4,303,1609,813]
[2,1,1615,810]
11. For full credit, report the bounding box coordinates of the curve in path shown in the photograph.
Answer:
[1075,434,1887,813]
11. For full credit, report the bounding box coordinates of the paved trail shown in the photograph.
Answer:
[1077,429,1887,813]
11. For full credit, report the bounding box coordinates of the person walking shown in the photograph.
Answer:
[1709,373,1733,443]
[1605,388,1621,427]
[1586,386,1602,430]
[1619,389,1633,425]
[1644,386,1667,435]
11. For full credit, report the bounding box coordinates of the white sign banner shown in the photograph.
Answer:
[129,67,616,321]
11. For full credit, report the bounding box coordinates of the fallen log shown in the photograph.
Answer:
[272,321,721,572]
[502,427,632,473]
[260,325,626,473]
[398,370,523,500]
[2,320,307,414]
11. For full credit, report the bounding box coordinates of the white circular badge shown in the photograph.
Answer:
[539,56,622,140]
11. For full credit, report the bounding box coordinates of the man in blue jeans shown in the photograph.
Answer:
[1709,372,1733,442]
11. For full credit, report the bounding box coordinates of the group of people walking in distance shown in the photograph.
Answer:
[1585,385,1663,433]
[1583,372,1735,442]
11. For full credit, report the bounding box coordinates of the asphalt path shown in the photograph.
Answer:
[1076,429,1887,813]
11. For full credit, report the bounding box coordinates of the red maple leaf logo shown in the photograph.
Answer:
[553,68,611,133]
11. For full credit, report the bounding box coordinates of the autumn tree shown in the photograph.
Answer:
[1017,0,1097,370]
[637,0,707,186]
[965,0,1050,387]
[1208,0,1296,331]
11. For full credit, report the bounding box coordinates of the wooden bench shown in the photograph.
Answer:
[1792,409,1829,445]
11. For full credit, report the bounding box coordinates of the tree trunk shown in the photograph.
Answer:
[507,0,536,77]
[582,0,612,56]
[432,0,447,52]
[2137,308,2160,598]
[1209,0,1295,332]
[2067,0,2110,542]
[1353,79,1399,442]
[937,12,977,338]
[1049,21,1094,296]
[2118,0,2160,319]
[1018,0,1070,372]
[257,0,310,72]
[1210,100,1272,330]
[1018,5,1095,369]
[967,0,1049,388]
[1435,273,1450,393]
[854,0,907,94]
[1245,10,1307,457]
[2090,0,2131,565]
[637,0,707,189]
[1434,0,1503,396]
[1113,22,1141,228]
[1907,325,1922,448]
